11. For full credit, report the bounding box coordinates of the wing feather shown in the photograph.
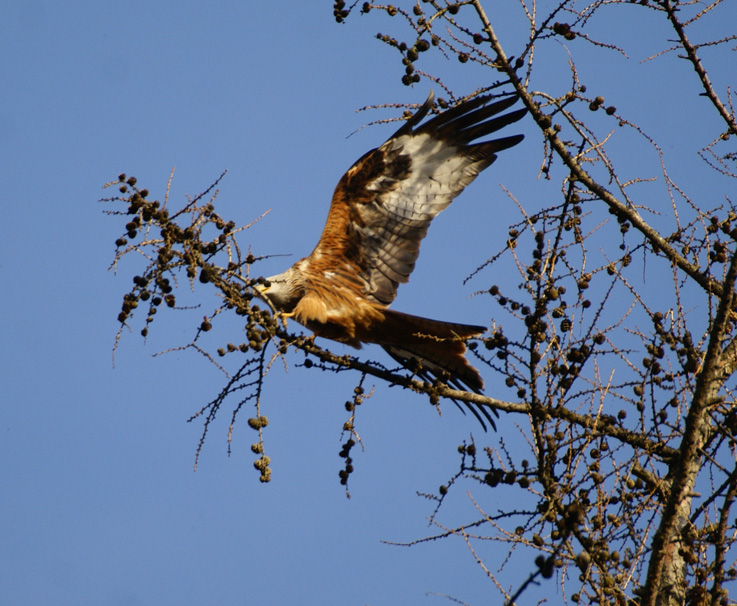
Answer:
[310,92,526,305]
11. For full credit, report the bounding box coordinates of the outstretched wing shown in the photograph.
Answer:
[308,92,526,306]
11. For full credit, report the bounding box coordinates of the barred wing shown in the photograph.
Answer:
[309,92,526,306]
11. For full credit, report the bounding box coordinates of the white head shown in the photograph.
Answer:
[254,267,304,312]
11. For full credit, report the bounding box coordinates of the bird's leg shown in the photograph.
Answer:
[275,311,294,329]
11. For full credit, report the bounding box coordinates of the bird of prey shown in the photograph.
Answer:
[256,92,525,429]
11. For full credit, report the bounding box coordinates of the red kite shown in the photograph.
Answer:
[257,92,525,429]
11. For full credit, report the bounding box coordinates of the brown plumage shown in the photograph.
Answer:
[257,92,525,429]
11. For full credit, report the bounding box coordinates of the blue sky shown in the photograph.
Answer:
[2,2,735,605]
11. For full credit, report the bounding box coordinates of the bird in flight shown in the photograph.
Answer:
[256,92,525,429]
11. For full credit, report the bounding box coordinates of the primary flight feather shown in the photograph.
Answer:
[257,92,525,429]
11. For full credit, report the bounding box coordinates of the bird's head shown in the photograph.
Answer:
[253,267,304,313]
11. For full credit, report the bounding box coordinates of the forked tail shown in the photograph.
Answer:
[373,309,498,430]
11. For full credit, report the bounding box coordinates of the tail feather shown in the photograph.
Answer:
[370,309,498,430]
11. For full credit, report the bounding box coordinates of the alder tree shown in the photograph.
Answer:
[103,1,736,604]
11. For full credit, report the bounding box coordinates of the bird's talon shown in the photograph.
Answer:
[276,311,294,328]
